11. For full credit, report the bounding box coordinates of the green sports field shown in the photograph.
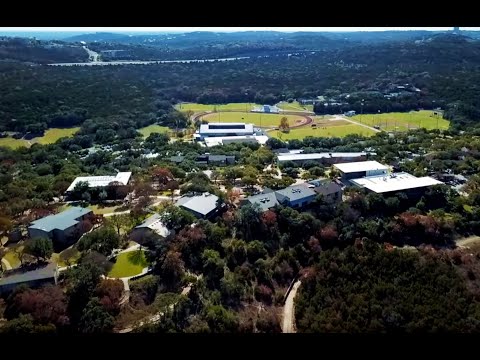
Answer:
[0,127,80,149]
[201,111,306,127]
[176,103,262,113]
[352,111,449,131]
[276,101,314,112]
[270,124,377,140]
[138,125,170,138]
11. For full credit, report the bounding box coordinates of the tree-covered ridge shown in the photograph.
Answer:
[2,35,480,132]
[0,37,88,64]
[296,241,480,333]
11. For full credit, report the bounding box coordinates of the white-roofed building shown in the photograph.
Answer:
[66,172,132,193]
[198,123,254,140]
[350,172,443,196]
[334,161,389,181]
[277,152,371,165]
[130,213,171,244]
[204,135,269,147]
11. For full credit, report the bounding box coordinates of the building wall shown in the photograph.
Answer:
[366,169,388,177]
[342,171,367,182]
[283,194,316,208]
[0,277,56,295]
[28,228,52,240]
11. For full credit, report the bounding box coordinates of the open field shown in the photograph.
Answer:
[277,101,314,112]
[175,103,261,113]
[35,127,80,145]
[108,250,149,278]
[0,127,80,149]
[51,247,81,267]
[0,137,29,149]
[352,111,450,131]
[138,125,170,138]
[201,112,306,127]
[3,248,22,269]
[270,123,377,140]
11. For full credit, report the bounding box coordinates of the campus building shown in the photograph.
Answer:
[66,172,132,193]
[197,123,255,140]
[28,207,94,245]
[0,264,58,295]
[350,172,443,197]
[334,161,389,182]
[176,192,222,219]
[277,152,372,166]
[130,213,171,245]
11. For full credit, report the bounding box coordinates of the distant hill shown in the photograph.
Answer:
[63,32,130,42]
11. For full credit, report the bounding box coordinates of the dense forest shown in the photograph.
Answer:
[0,37,87,64]
[296,241,480,332]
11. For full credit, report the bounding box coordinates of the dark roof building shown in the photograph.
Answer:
[242,192,280,212]
[0,263,58,294]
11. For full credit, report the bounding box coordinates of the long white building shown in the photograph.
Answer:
[66,172,132,192]
[350,172,443,195]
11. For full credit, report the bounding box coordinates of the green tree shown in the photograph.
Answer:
[279,117,289,132]
[24,237,53,262]
[78,297,114,333]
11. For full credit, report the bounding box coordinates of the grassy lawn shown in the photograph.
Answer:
[59,203,121,215]
[352,111,450,131]
[138,125,170,138]
[51,247,81,267]
[3,248,22,269]
[0,127,80,149]
[175,103,261,113]
[277,101,313,112]
[201,112,305,127]
[35,127,80,145]
[270,124,377,140]
[108,250,149,278]
[0,137,29,149]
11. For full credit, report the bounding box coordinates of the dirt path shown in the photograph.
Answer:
[83,46,99,62]
[331,115,381,133]
[456,236,480,248]
[282,280,301,333]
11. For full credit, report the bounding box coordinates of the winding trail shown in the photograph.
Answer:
[282,280,302,333]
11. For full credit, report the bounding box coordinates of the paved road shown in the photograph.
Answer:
[83,46,99,62]
[103,210,131,217]
[282,280,301,333]
[331,115,381,133]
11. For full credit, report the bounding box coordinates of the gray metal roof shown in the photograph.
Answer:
[0,263,56,287]
[244,192,279,212]
[312,182,342,196]
[176,192,219,216]
[208,155,227,162]
[135,213,170,238]
[29,207,92,232]
[275,184,317,202]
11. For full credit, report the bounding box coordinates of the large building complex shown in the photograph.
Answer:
[350,172,443,196]
[334,161,389,182]
[277,152,372,165]
[28,207,94,245]
[197,123,254,140]
[66,172,132,193]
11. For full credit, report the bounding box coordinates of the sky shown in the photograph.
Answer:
[1,27,480,33]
